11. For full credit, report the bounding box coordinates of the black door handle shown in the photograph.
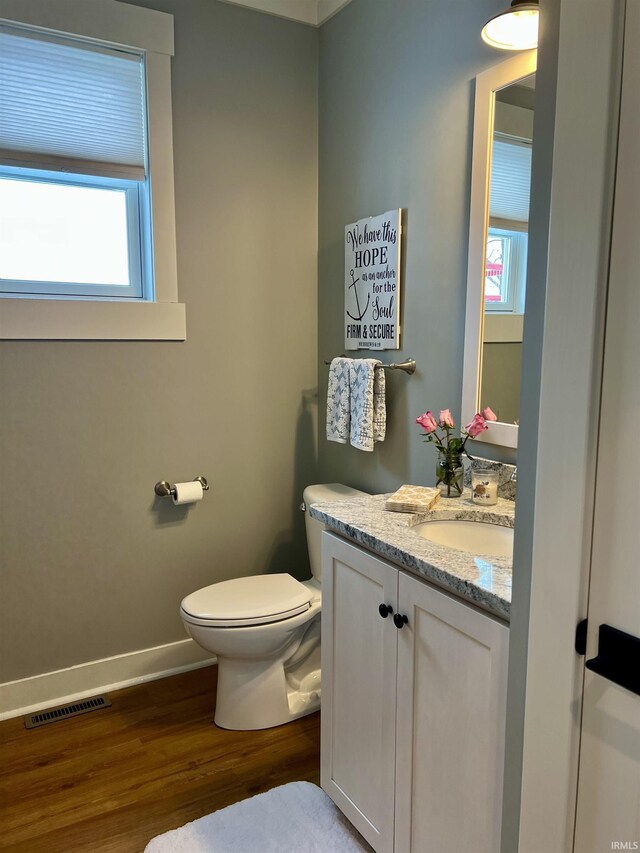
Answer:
[393,613,408,629]
[585,624,640,697]
[379,603,393,619]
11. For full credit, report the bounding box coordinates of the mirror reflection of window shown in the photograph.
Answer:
[480,73,535,426]
[485,227,527,311]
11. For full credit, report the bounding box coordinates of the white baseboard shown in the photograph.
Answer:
[0,639,216,721]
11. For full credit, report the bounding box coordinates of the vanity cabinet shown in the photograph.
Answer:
[321,532,509,853]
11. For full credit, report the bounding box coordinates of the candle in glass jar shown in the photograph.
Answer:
[471,469,499,505]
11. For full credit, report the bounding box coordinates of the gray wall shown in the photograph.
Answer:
[317,0,509,494]
[0,0,318,683]
[482,342,522,425]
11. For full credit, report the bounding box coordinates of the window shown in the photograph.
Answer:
[0,0,183,340]
[485,134,531,314]
[0,170,144,298]
[0,25,151,300]
[485,226,527,312]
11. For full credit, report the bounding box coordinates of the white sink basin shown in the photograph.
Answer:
[412,519,513,558]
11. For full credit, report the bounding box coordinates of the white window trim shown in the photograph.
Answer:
[0,0,185,341]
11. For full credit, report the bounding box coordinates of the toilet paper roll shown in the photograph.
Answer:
[172,481,204,505]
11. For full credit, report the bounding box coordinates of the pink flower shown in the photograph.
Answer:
[439,409,454,428]
[481,406,498,422]
[465,413,488,438]
[416,411,438,434]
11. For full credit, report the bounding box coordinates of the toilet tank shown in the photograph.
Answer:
[303,483,368,583]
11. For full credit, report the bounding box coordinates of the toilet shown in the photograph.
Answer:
[180,483,367,730]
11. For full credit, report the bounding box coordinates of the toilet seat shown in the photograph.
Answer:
[180,573,312,628]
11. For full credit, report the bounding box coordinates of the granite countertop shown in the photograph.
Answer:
[310,491,515,621]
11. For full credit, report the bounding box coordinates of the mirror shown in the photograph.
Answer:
[462,51,537,449]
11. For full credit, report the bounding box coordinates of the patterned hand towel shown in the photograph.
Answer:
[326,357,352,443]
[372,363,386,444]
[349,359,386,451]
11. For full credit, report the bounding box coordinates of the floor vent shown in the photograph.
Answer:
[24,695,112,729]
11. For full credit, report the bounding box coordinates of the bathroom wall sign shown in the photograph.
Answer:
[344,209,401,350]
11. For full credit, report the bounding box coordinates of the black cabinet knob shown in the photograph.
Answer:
[379,603,393,618]
[393,613,409,629]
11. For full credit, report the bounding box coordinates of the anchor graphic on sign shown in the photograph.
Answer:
[346,269,370,322]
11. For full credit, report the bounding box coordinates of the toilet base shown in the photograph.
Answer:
[214,654,320,730]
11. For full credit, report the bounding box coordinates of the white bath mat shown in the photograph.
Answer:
[144,781,372,853]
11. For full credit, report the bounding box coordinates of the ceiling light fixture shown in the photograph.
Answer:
[481,0,539,51]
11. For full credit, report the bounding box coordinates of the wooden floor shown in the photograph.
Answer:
[0,666,320,853]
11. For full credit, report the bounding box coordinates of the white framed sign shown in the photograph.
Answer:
[344,209,401,350]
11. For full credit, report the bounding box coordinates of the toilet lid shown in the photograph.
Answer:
[180,574,312,627]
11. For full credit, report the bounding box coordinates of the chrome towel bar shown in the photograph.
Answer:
[324,357,416,375]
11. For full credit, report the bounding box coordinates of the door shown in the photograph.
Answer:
[394,572,509,853]
[574,3,640,849]
[321,532,398,853]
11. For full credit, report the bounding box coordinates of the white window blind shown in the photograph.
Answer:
[489,135,532,223]
[0,25,146,180]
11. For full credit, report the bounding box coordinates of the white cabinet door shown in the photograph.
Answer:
[321,532,398,853]
[394,572,509,853]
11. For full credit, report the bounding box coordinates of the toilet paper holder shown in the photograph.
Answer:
[154,476,209,498]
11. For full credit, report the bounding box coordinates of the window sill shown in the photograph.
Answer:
[0,298,186,341]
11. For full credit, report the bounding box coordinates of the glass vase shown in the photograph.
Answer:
[435,451,464,498]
